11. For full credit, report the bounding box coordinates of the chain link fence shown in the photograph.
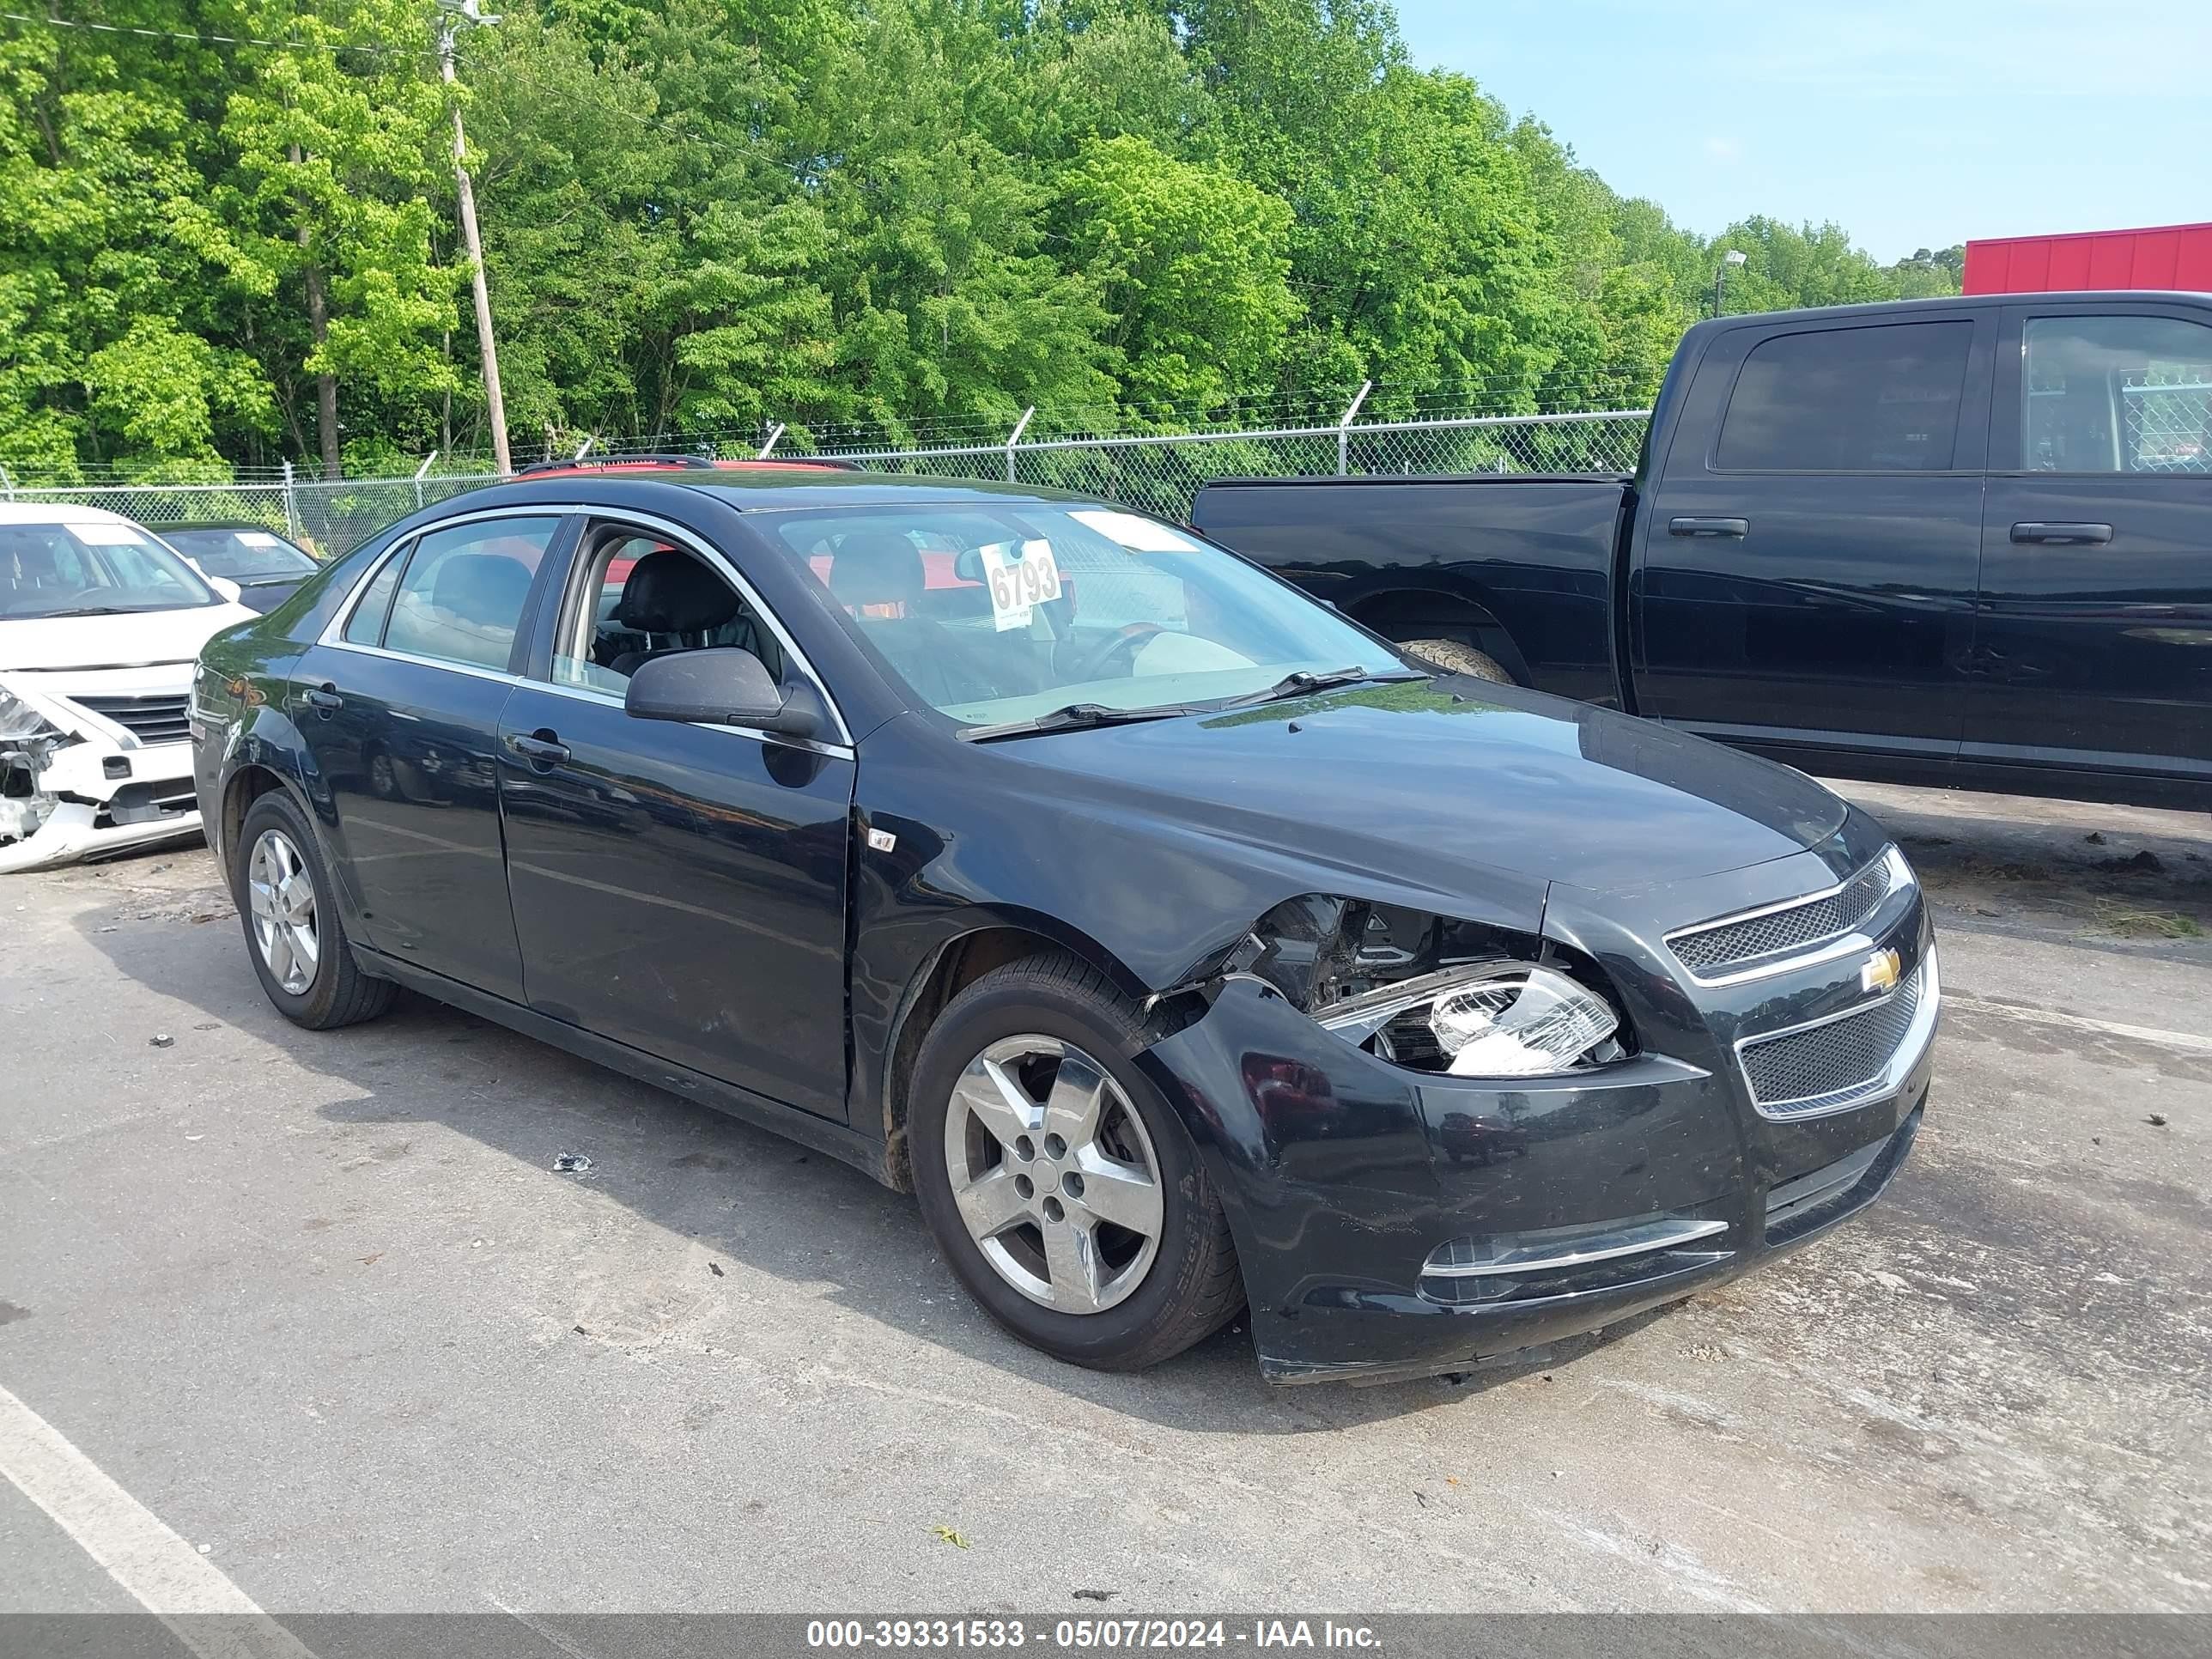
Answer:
[2121,381,2212,472]
[3,409,1650,559]
[826,409,1647,523]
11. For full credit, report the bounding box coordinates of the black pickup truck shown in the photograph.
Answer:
[1193,292,2212,811]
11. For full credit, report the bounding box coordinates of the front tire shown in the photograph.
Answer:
[233,791,395,1030]
[909,954,1243,1370]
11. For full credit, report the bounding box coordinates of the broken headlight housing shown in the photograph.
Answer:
[1238,895,1629,1079]
[1316,963,1621,1077]
[0,686,64,744]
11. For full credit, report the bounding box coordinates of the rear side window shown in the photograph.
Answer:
[379,517,558,672]
[1717,322,1974,472]
[342,546,406,645]
[2021,314,2212,474]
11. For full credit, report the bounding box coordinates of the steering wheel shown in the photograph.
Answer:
[1061,623,1169,684]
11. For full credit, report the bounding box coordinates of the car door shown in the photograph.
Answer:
[496,514,857,1121]
[293,511,568,1004]
[1634,312,1995,775]
[1972,302,2212,791]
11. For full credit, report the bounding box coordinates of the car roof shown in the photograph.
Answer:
[436,470,1127,518]
[156,520,306,538]
[0,501,143,526]
[1683,289,2212,336]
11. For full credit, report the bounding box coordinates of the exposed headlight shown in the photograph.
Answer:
[1316,962,1622,1078]
[0,686,66,744]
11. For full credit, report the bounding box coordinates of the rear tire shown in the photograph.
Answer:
[908,954,1244,1370]
[1402,638,1513,683]
[233,791,395,1030]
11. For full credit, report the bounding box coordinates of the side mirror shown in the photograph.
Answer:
[194,566,244,603]
[623,647,824,741]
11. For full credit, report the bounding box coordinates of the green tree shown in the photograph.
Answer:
[1058,134,1297,419]
[0,9,270,476]
[220,1,459,477]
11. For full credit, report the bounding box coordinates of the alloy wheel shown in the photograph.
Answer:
[246,828,320,995]
[942,1035,1165,1314]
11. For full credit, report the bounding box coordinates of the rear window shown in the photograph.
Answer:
[162,526,319,581]
[1716,321,1974,472]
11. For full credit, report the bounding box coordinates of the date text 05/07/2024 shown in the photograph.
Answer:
[804,1619,1384,1650]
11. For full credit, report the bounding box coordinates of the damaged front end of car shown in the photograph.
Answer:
[0,679,203,872]
[1128,878,1926,1384]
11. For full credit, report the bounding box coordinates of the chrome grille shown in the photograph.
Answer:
[70,693,192,745]
[1668,854,1896,978]
[1739,963,1926,1118]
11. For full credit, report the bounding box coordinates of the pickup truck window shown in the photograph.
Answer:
[2022,315,2212,475]
[1716,321,1973,473]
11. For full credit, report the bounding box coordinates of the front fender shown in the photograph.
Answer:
[844,716,1550,1162]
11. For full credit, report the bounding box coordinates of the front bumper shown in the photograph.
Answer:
[2,698,200,872]
[1135,813,1937,1385]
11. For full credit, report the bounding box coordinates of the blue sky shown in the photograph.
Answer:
[1390,0,2212,261]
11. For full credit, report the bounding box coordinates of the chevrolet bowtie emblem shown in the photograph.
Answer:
[1861,948,1902,994]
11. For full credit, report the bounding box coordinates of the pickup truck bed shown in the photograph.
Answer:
[1193,473,1632,708]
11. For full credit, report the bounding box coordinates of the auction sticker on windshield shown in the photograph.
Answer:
[982,538,1062,630]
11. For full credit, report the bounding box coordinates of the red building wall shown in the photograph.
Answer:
[1963,223,2212,295]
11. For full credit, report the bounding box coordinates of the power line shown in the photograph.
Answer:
[0,9,443,60]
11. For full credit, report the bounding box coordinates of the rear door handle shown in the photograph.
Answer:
[2011,521,2113,545]
[304,684,343,714]
[507,731,570,769]
[1668,517,1749,538]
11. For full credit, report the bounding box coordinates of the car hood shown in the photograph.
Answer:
[0,602,258,672]
[998,679,1848,897]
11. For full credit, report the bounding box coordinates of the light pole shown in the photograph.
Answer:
[438,0,512,475]
[1715,247,1747,318]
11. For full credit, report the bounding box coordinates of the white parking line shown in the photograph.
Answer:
[1947,994,2212,1056]
[0,1381,315,1659]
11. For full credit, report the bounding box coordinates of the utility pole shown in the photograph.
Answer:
[1714,247,1747,319]
[438,0,511,474]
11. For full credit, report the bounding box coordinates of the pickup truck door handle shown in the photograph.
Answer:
[303,684,343,714]
[1668,517,1749,538]
[2011,521,2113,545]
[507,731,570,769]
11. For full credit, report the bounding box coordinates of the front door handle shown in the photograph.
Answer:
[507,731,570,769]
[2011,521,2113,545]
[304,684,343,714]
[1668,517,1749,538]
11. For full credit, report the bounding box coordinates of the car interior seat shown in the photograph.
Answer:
[605,549,769,679]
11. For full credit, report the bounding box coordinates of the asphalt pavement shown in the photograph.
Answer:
[1,781,2206,1620]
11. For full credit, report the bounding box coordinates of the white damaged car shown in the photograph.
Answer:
[1,504,258,872]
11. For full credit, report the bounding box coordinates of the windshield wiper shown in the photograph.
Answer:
[1212,665,1425,711]
[38,605,137,617]
[960,702,1197,742]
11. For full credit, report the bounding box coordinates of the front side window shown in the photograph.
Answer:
[1717,321,1974,472]
[763,504,1406,727]
[548,527,785,696]
[0,519,216,619]
[2021,314,2212,474]
[376,517,558,672]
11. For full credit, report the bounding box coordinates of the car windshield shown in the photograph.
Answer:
[764,503,1411,728]
[0,520,217,618]
[162,526,319,581]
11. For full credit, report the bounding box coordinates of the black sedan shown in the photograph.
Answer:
[190,467,1937,1382]
[159,521,322,612]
